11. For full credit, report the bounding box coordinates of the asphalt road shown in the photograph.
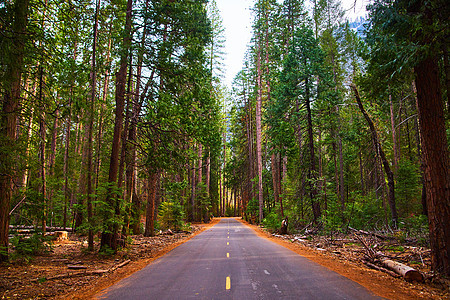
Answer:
[97,218,382,299]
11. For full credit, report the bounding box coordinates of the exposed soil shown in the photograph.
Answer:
[1,218,448,299]
[239,219,449,300]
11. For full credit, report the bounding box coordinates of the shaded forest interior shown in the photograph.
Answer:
[0,0,449,278]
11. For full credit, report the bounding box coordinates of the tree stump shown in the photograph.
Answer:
[280,216,288,234]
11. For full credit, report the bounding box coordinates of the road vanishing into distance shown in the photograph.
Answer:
[97,218,382,299]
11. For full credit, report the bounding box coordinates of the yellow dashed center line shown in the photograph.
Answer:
[227,242,229,245]
[227,252,229,258]
[226,276,231,290]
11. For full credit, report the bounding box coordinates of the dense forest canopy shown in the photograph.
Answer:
[0,0,449,275]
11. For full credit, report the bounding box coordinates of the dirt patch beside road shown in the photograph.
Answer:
[239,218,448,300]
[0,219,219,300]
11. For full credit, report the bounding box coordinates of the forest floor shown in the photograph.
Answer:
[1,217,448,299]
[242,219,449,300]
[0,219,219,300]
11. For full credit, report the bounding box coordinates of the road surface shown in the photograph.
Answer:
[97,218,382,299]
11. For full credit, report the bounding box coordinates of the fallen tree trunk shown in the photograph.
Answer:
[31,259,132,282]
[349,226,393,240]
[364,261,400,278]
[381,259,424,282]
[109,259,131,272]
[31,270,109,282]
[9,225,73,232]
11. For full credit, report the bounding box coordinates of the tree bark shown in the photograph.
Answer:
[86,0,99,250]
[101,0,133,251]
[144,171,158,237]
[351,84,398,227]
[414,56,450,275]
[190,160,196,221]
[389,92,398,170]
[0,0,29,260]
[38,67,47,235]
[305,76,320,222]
[256,40,264,224]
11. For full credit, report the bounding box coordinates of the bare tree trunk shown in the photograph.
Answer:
[442,45,450,114]
[389,92,398,170]
[305,76,320,221]
[101,0,133,251]
[206,154,210,196]
[127,19,150,234]
[144,171,158,237]
[219,168,222,216]
[63,107,71,229]
[351,84,398,227]
[414,57,450,275]
[197,144,203,221]
[86,0,100,250]
[22,105,34,191]
[359,148,365,196]
[37,66,48,235]
[63,44,78,229]
[338,129,345,213]
[246,96,254,218]
[95,26,112,191]
[271,153,280,215]
[256,41,264,224]
[191,160,196,221]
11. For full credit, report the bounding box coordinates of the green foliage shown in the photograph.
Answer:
[10,233,53,261]
[98,245,116,257]
[396,159,421,215]
[246,196,260,222]
[158,201,185,231]
[197,182,212,221]
[398,214,429,246]
[321,194,345,234]
[94,182,125,234]
[262,209,282,233]
[345,193,386,230]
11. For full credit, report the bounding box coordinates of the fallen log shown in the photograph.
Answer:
[9,225,73,232]
[67,265,87,270]
[31,270,109,282]
[381,259,424,282]
[110,259,131,272]
[349,227,392,240]
[364,261,400,278]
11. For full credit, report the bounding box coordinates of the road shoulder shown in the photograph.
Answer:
[237,218,443,300]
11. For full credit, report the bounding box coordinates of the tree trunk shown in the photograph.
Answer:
[352,84,398,227]
[305,77,320,222]
[197,144,203,221]
[206,154,210,196]
[86,0,99,250]
[127,46,150,236]
[414,56,450,275]
[389,92,398,170]
[63,107,71,229]
[38,67,47,235]
[246,97,254,217]
[190,160,196,221]
[144,171,158,237]
[256,41,264,224]
[338,128,345,213]
[101,0,133,251]
[442,44,450,114]
[63,44,78,229]
[271,153,280,215]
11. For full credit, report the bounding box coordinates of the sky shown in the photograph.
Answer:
[215,0,368,89]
